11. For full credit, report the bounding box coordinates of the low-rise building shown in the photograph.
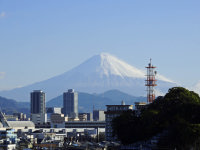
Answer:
[50,113,68,128]
[78,113,93,121]
[93,110,105,121]
[13,113,27,121]
[0,128,17,149]
[78,113,87,121]
[135,102,147,116]
[5,115,18,121]
[105,101,133,141]
[7,121,35,130]
[31,113,47,125]
[46,107,62,121]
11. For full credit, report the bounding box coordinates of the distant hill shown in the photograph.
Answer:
[0,96,29,115]
[47,90,146,112]
[98,89,146,104]
[0,89,146,116]
[47,92,114,112]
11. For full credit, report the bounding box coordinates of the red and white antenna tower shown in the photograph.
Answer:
[145,59,157,103]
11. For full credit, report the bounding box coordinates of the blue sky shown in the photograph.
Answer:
[0,0,200,90]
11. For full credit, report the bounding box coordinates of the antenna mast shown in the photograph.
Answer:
[145,59,157,103]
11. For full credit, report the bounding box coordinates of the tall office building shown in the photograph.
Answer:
[30,90,47,124]
[63,89,78,119]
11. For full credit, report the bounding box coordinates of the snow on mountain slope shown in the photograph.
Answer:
[0,53,176,101]
[63,53,145,79]
[62,53,174,82]
[98,53,145,78]
[190,81,200,95]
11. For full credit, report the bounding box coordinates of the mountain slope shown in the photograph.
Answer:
[98,89,145,103]
[47,92,113,112]
[47,90,146,112]
[0,96,29,115]
[0,53,176,101]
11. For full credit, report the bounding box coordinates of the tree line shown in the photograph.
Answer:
[112,87,200,149]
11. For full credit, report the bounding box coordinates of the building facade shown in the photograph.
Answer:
[46,107,62,121]
[0,129,17,149]
[93,110,105,121]
[134,102,147,116]
[30,90,47,124]
[105,103,133,141]
[50,113,68,128]
[63,89,78,119]
[79,113,93,121]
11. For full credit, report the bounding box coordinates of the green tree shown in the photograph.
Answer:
[112,87,200,149]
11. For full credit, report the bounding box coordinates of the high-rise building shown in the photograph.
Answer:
[30,90,47,124]
[31,90,45,114]
[63,89,78,119]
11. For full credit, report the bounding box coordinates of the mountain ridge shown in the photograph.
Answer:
[47,89,146,112]
[0,89,146,115]
[0,96,29,115]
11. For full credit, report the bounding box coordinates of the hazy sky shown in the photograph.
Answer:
[0,0,200,91]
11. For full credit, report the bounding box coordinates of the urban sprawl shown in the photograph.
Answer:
[0,61,156,149]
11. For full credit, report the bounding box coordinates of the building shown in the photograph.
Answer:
[135,102,147,116]
[0,129,17,149]
[65,121,105,128]
[7,121,35,129]
[50,113,68,128]
[30,90,47,124]
[93,110,105,121]
[79,113,93,121]
[46,107,61,114]
[87,113,93,121]
[4,113,27,121]
[78,113,87,121]
[31,113,47,125]
[13,113,27,121]
[63,89,78,119]
[46,107,62,121]
[5,115,18,121]
[104,101,133,141]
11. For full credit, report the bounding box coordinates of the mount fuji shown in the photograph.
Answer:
[0,53,176,101]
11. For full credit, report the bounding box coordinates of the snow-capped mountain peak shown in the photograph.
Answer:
[98,53,145,78]
[70,53,145,79]
[69,53,174,82]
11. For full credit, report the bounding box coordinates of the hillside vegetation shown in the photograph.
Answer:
[112,87,200,149]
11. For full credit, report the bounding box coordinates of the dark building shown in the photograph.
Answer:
[105,101,133,141]
[63,89,78,119]
[30,90,45,114]
[30,90,46,124]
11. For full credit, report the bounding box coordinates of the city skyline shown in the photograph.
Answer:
[0,1,200,91]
